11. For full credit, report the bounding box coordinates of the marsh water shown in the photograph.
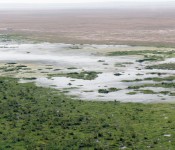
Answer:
[0,40,175,103]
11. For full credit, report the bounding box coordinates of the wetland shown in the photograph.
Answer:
[0,34,175,149]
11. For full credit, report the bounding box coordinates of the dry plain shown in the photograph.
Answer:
[1,8,175,46]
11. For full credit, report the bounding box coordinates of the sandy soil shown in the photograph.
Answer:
[1,9,175,47]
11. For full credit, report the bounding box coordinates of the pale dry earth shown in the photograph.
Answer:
[1,9,175,46]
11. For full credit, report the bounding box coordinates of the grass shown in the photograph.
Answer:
[128,82,175,90]
[136,54,166,63]
[145,76,175,82]
[67,67,77,70]
[108,50,175,57]
[98,89,109,93]
[146,63,175,70]
[115,62,133,67]
[108,50,175,62]
[136,56,164,63]
[22,77,37,80]
[127,91,137,95]
[69,44,82,49]
[1,77,175,149]
[108,50,154,56]
[122,79,143,82]
[122,76,175,82]
[170,93,175,96]
[0,65,31,72]
[98,88,121,94]
[0,34,31,43]
[139,90,156,94]
[48,71,101,80]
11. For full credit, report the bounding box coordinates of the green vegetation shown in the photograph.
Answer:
[23,77,37,80]
[69,44,82,49]
[0,65,31,73]
[98,88,121,94]
[48,71,101,80]
[45,67,53,70]
[146,63,175,70]
[115,62,133,67]
[122,79,143,82]
[108,50,175,57]
[139,90,156,94]
[0,34,30,43]
[147,72,167,75]
[108,50,153,56]
[125,74,175,95]
[67,67,77,70]
[1,77,175,149]
[127,91,137,95]
[98,89,109,94]
[122,76,175,82]
[128,89,174,96]
[124,76,175,95]
[108,50,175,62]
[136,57,163,63]
[128,82,175,89]
[170,92,175,96]
[16,65,27,68]
[145,76,175,82]
[136,54,166,63]
[6,62,17,65]
[108,88,121,92]
[160,91,170,95]
[83,90,94,93]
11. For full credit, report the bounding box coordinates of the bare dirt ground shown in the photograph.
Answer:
[1,9,175,47]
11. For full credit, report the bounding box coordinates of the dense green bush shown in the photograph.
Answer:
[0,77,175,149]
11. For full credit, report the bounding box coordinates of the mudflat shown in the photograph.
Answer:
[1,8,175,46]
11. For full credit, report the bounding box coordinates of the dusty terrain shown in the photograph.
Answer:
[1,9,175,46]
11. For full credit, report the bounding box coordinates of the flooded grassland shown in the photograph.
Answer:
[1,35,175,149]
[0,35,174,103]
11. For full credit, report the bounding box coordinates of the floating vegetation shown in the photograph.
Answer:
[108,50,175,56]
[146,63,175,70]
[6,62,17,65]
[127,91,137,95]
[144,76,175,82]
[45,67,53,70]
[67,67,77,70]
[147,72,167,76]
[48,71,101,80]
[114,73,123,76]
[0,65,31,72]
[98,60,105,62]
[128,82,175,89]
[69,44,82,49]
[0,34,29,43]
[122,76,175,82]
[122,79,143,82]
[98,88,121,94]
[23,77,37,80]
[139,90,156,94]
